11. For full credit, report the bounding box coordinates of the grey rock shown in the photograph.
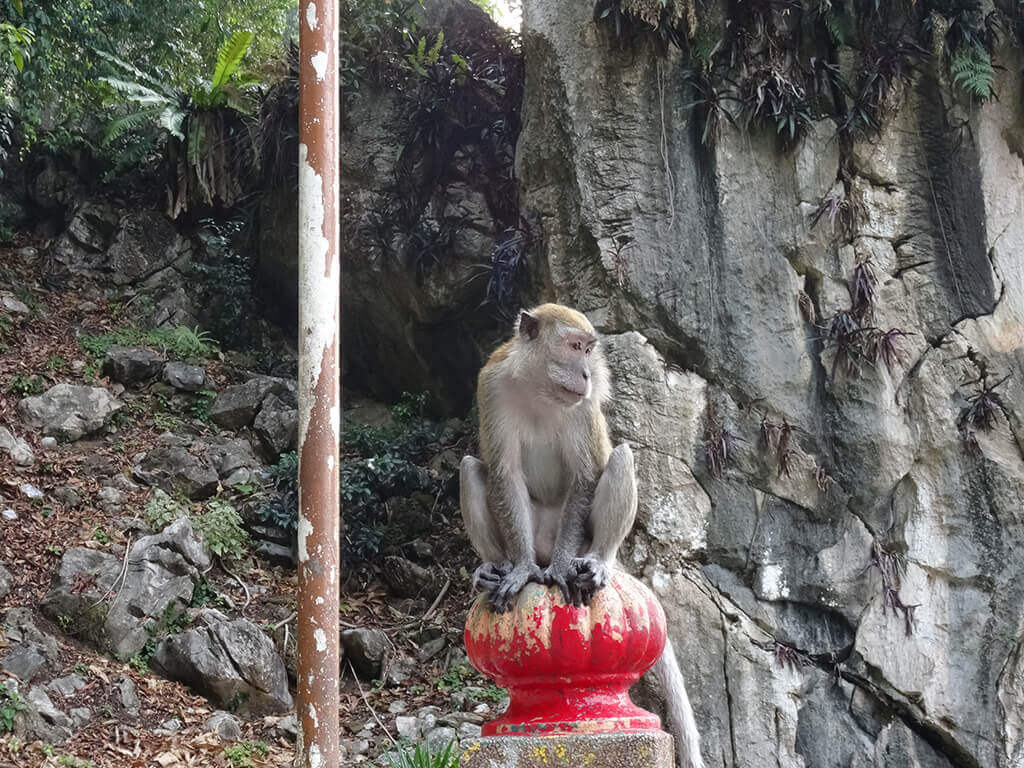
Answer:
[163,362,205,392]
[255,541,296,568]
[97,486,125,510]
[69,707,92,727]
[0,291,30,314]
[209,377,289,431]
[47,674,86,698]
[275,713,299,740]
[0,426,34,466]
[152,617,292,714]
[340,628,390,679]
[204,711,242,741]
[388,700,408,715]
[253,394,298,456]
[20,482,43,499]
[395,715,420,741]
[457,722,482,740]
[425,726,457,753]
[1,646,46,682]
[52,485,81,507]
[1,508,16,520]
[101,346,164,385]
[115,676,140,715]
[156,717,182,734]
[40,437,59,450]
[17,384,121,441]
[23,685,72,744]
[133,445,219,499]
[204,436,261,482]
[0,561,10,600]
[41,519,209,659]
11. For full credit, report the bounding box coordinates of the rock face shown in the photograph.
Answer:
[41,519,210,660]
[152,618,292,714]
[133,445,220,499]
[17,384,121,441]
[509,4,1024,767]
[209,377,292,431]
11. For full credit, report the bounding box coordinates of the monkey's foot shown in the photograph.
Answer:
[491,562,546,613]
[473,561,512,594]
[568,555,609,605]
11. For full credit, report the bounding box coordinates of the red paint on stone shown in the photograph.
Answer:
[465,571,666,737]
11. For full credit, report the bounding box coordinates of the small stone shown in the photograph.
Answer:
[472,703,491,716]
[163,362,205,393]
[425,726,458,752]
[70,707,92,727]
[340,628,389,679]
[157,718,183,734]
[70,360,86,374]
[97,487,125,508]
[342,739,370,756]
[52,486,81,507]
[417,706,441,733]
[20,483,43,499]
[204,711,242,741]
[410,540,433,559]
[275,713,299,740]
[0,291,30,314]
[1,508,16,521]
[40,437,58,450]
[47,673,87,698]
[387,701,408,715]
[115,676,140,715]
[255,541,296,568]
[457,722,482,739]
[395,715,420,741]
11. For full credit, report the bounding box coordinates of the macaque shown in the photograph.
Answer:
[460,303,705,768]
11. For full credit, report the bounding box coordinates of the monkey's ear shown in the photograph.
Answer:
[518,311,540,341]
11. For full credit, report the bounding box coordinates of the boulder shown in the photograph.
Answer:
[21,685,72,744]
[17,384,121,441]
[133,446,219,499]
[163,361,205,392]
[101,345,164,385]
[0,291,30,314]
[204,436,262,486]
[209,377,291,431]
[253,394,298,456]
[152,618,293,714]
[341,628,390,679]
[204,711,243,741]
[0,608,60,683]
[41,519,209,659]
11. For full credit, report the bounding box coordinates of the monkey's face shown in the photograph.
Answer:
[545,327,597,406]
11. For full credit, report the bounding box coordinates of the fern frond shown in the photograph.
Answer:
[212,30,255,91]
[98,77,172,107]
[93,48,172,94]
[102,106,165,144]
[951,44,995,101]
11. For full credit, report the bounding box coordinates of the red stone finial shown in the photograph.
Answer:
[464,570,667,737]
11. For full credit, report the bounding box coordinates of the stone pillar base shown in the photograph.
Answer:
[460,731,674,768]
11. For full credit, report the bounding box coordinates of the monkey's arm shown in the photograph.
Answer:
[487,467,545,611]
[542,478,595,606]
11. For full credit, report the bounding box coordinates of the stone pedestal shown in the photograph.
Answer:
[461,731,674,768]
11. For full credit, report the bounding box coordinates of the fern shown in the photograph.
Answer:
[211,31,255,92]
[951,44,995,100]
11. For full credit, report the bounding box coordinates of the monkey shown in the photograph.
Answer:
[460,303,705,768]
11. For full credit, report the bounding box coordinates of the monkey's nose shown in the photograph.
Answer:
[582,371,590,381]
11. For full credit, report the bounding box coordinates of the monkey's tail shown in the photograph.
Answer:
[654,637,705,768]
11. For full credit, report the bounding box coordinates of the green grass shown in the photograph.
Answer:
[223,741,270,767]
[78,324,218,362]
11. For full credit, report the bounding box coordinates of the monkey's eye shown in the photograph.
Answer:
[585,346,593,356]
[571,341,582,352]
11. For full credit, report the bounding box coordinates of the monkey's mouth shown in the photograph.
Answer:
[559,385,586,399]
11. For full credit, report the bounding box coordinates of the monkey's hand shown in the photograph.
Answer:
[491,561,545,613]
[472,561,512,594]
[568,555,610,605]
[541,559,580,607]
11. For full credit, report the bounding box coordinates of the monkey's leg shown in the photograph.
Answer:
[571,443,638,603]
[460,456,513,594]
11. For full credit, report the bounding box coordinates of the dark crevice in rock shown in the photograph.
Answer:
[719,610,740,768]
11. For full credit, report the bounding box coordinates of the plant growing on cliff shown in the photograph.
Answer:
[958,373,1010,437]
[97,30,257,216]
[704,402,742,478]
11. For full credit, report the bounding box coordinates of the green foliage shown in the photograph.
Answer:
[144,488,189,532]
[254,450,299,532]
[392,391,427,425]
[950,44,995,100]
[0,684,25,733]
[6,373,45,396]
[195,499,249,560]
[78,324,217,363]
[1,21,34,73]
[91,526,111,545]
[191,390,218,422]
[223,741,270,767]
[97,31,257,215]
[190,579,228,609]
[193,218,255,348]
[436,663,472,692]
[406,31,445,76]
[385,740,460,768]
[56,756,94,768]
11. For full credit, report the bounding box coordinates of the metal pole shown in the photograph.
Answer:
[297,0,340,765]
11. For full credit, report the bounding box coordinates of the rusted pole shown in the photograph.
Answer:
[296,0,340,766]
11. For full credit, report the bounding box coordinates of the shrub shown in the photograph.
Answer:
[144,489,188,531]
[195,499,249,560]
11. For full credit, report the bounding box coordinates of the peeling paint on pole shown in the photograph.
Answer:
[297,0,340,766]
